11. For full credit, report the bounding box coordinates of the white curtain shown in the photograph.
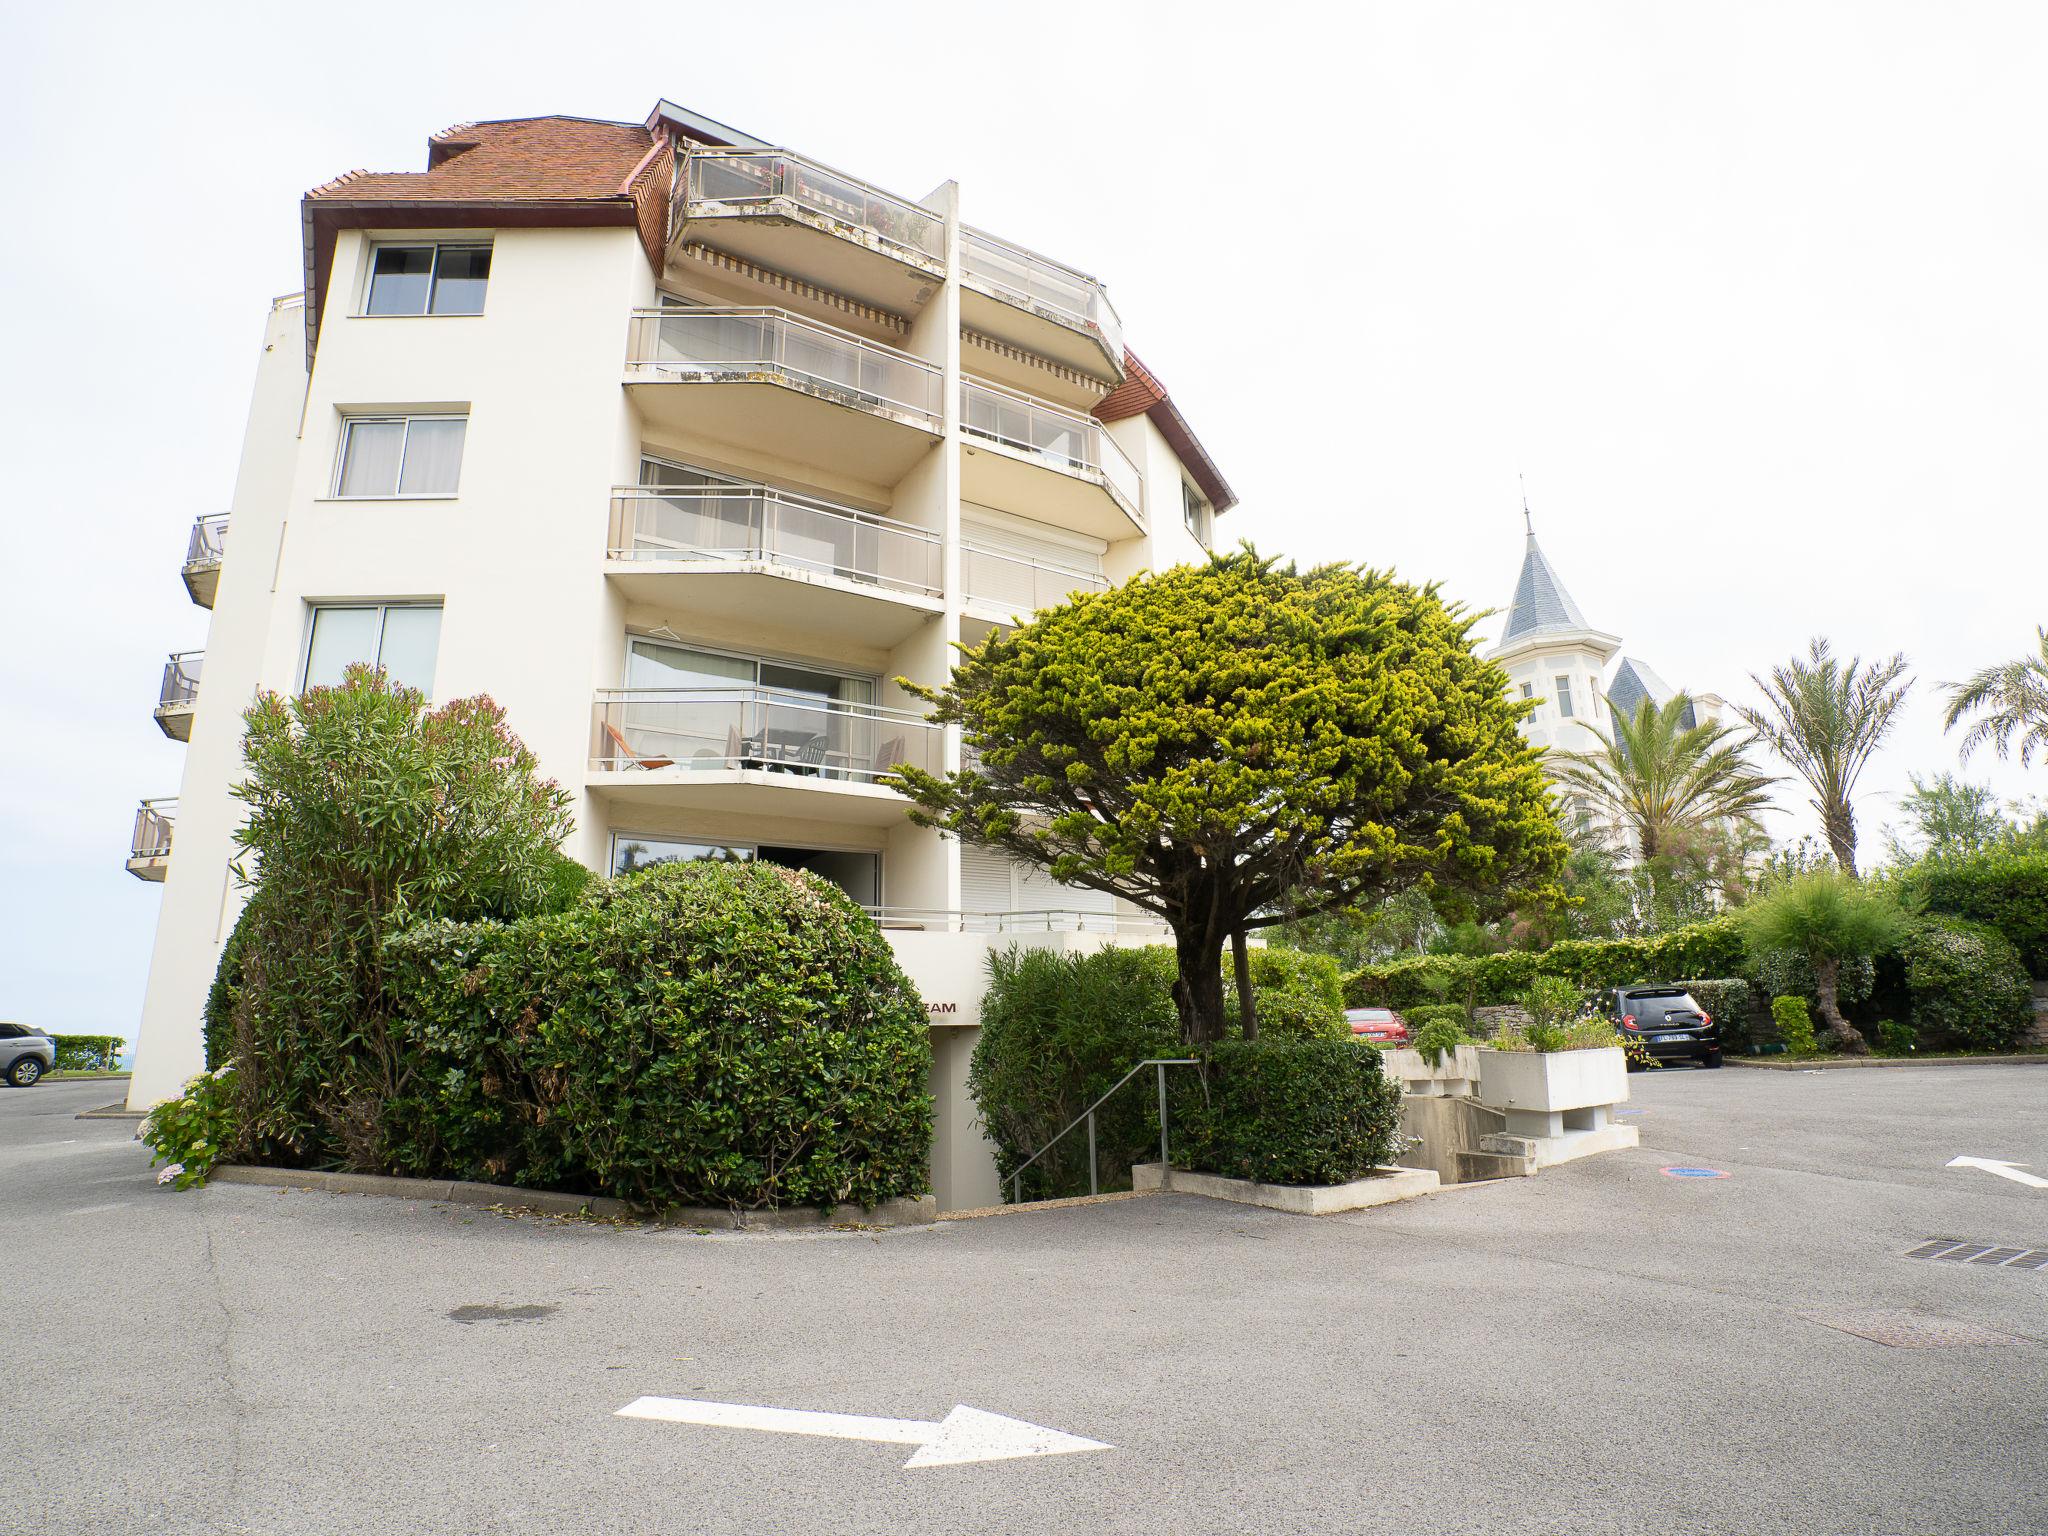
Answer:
[398,418,466,496]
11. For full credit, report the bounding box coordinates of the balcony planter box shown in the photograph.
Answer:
[1380,1043,1480,1099]
[1474,1046,1637,1166]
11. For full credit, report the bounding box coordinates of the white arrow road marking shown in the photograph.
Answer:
[616,1396,1111,1468]
[1947,1156,2048,1189]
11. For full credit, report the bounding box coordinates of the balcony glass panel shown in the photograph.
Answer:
[960,379,1143,514]
[185,514,228,567]
[609,486,940,596]
[961,230,1123,360]
[158,652,203,709]
[686,150,945,263]
[131,798,175,860]
[628,308,943,429]
[961,544,1110,615]
[592,688,940,783]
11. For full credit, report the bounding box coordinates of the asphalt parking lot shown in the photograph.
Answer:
[7,1066,2045,1536]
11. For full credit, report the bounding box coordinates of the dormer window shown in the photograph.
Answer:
[364,243,492,316]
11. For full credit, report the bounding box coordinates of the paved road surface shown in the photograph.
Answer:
[6,1068,2045,1535]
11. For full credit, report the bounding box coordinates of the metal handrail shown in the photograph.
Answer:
[157,651,203,709]
[960,541,1110,614]
[959,376,1143,518]
[131,797,176,860]
[609,485,942,596]
[627,306,943,428]
[1005,1058,1199,1204]
[864,907,1170,936]
[185,514,228,567]
[684,147,945,263]
[960,228,1123,360]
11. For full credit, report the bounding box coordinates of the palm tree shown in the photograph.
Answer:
[1942,626,2048,769]
[1736,638,1911,878]
[1547,694,1779,863]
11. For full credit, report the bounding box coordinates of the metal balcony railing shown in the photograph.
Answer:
[157,652,203,711]
[609,486,941,597]
[185,514,227,568]
[684,148,946,265]
[960,378,1144,521]
[131,798,175,861]
[627,307,943,430]
[961,229,1123,362]
[961,543,1109,616]
[591,688,941,782]
[865,907,1167,936]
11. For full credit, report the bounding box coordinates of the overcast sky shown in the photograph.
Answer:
[4,2,2044,1041]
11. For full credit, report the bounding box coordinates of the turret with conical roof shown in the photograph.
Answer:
[1485,499,1620,753]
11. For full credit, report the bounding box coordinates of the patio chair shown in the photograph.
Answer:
[602,722,673,770]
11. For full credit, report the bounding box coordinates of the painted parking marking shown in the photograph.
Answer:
[1661,1166,1729,1179]
[616,1396,1112,1469]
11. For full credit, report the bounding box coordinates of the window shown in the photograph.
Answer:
[364,244,492,316]
[1554,676,1575,718]
[335,415,467,498]
[606,835,879,906]
[1519,682,1534,701]
[303,603,442,693]
[1182,482,1212,547]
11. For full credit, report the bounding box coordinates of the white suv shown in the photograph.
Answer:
[1,1023,56,1087]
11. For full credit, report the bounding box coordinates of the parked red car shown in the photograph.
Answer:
[1345,1007,1410,1045]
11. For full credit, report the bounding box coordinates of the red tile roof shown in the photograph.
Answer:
[1094,351,1237,514]
[301,116,669,360]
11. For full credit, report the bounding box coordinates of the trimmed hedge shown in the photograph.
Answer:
[1345,917,1745,1012]
[382,862,933,1211]
[49,1034,124,1071]
[1172,1039,1404,1186]
[1404,1003,1470,1032]
[1899,916,2034,1052]
[1670,979,1759,1052]
[1907,851,2048,975]
[1227,947,1348,1041]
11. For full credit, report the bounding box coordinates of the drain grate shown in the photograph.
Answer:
[1808,1311,2015,1349]
[1904,1239,2048,1270]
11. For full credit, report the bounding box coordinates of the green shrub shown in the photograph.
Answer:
[1228,947,1348,1040]
[49,1034,124,1071]
[1750,948,1874,1014]
[1488,1018,1621,1053]
[1172,1039,1404,1185]
[1772,996,1817,1057]
[1899,916,2034,1052]
[1404,1003,1470,1033]
[970,945,1179,1201]
[217,670,575,1172]
[1907,850,2048,974]
[1874,1019,1917,1057]
[202,905,252,1072]
[1671,979,1757,1053]
[1344,916,1746,1012]
[1410,1017,1468,1068]
[384,862,932,1211]
[140,1064,241,1190]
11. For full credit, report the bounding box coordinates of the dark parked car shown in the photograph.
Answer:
[1608,986,1721,1069]
[1,1023,56,1087]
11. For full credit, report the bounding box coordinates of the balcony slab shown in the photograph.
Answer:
[627,374,941,487]
[587,767,918,828]
[605,560,943,649]
[959,438,1143,542]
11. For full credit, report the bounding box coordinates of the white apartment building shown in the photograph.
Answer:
[126,103,1236,1211]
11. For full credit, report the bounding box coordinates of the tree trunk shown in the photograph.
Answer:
[1232,928,1257,1041]
[1170,904,1232,1046]
[1811,955,1867,1054]
[1823,803,1860,879]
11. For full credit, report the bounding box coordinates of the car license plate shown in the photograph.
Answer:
[1654,1032,1693,1043]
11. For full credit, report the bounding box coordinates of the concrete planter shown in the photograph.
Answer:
[1380,1043,1480,1098]
[1474,1046,1636,1165]
[1131,1162,1439,1216]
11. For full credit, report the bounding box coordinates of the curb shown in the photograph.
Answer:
[77,1101,147,1121]
[205,1166,938,1229]
[1725,1054,2048,1071]
[938,1190,1153,1221]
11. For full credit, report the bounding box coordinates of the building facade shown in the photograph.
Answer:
[127,103,1236,1210]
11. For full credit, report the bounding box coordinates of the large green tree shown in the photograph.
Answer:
[1942,625,2048,769]
[1736,638,1912,878]
[893,549,1568,1045]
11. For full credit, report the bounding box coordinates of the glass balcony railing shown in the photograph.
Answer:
[961,230,1123,362]
[960,378,1143,519]
[592,688,942,783]
[961,544,1109,615]
[157,652,202,712]
[131,798,175,862]
[627,308,943,430]
[185,513,228,569]
[685,149,946,265]
[608,486,941,597]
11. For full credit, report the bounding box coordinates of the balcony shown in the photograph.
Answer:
[153,652,202,741]
[961,544,1110,638]
[960,230,1124,381]
[127,798,174,882]
[626,308,943,485]
[959,379,1145,539]
[182,514,227,608]
[607,485,942,647]
[677,148,946,312]
[589,688,942,828]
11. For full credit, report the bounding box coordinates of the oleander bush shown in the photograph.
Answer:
[383,861,933,1211]
[49,1034,124,1071]
[1170,1039,1405,1186]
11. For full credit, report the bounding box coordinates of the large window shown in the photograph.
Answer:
[1554,676,1575,719]
[303,603,443,693]
[335,415,467,498]
[364,244,492,316]
[607,835,880,906]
